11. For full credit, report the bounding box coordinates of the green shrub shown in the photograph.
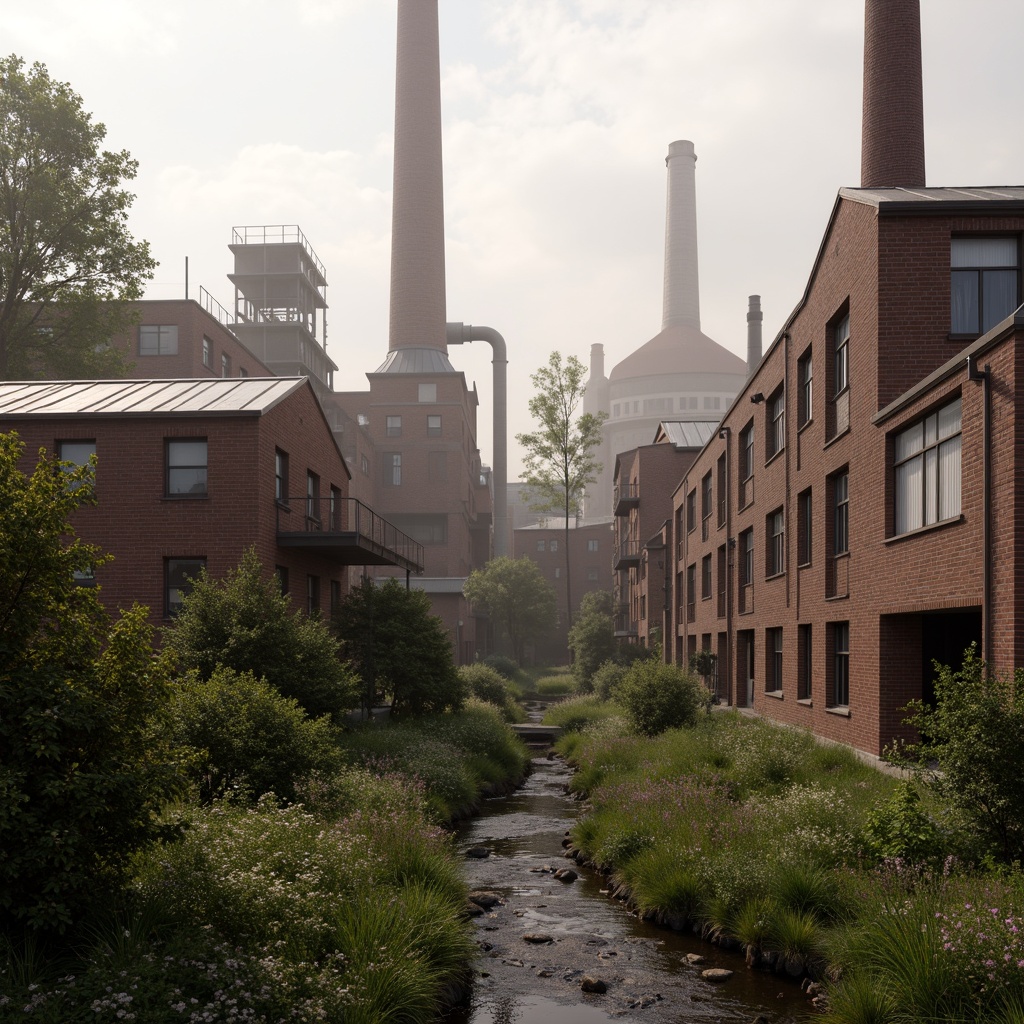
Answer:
[483,653,521,681]
[567,591,615,690]
[591,659,627,701]
[534,672,575,695]
[862,780,944,865]
[169,667,343,804]
[543,694,620,733]
[614,660,710,736]
[457,663,524,721]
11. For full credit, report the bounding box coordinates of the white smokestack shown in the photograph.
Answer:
[662,140,700,332]
[746,295,763,376]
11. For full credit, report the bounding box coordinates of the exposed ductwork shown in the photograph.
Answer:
[447,322,508,557]
[861,0,926,188]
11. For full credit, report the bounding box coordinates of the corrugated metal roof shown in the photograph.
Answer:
[0,378,308,418]
[659,420,719,449]
[842,185,1024,208]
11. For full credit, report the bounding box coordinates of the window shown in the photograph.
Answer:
[306,472,320,520]
[768,386,785,459]
[275,565,289,595]
[951,237,1019,335]
[640,594,647,621]
[307,575,320,616]
[329,486,342,530]
[686,489,697,533]
[613,404,620,417]
[798,624,812,700]
[427,414,442,437]
[537,540,546,552]
[139,325,178,356]
[701,553,712,600]
[418,383,437,403]
[275,449,289,504]
[390,514,448,545]
[166,558,205,616]
[361,454,369,476]
[58,440,96,489]
[740,528,754,587]
[798,349,812,427]
[701,472,712,541]
[384,453,401,485]
[587,539,599,552]
[428,450,447,482]
[550,539,558,552]
[832,622,850,707]
[894,397,962,535]
[587,568,599,581]
[834,314,850,396]
[166,439,207,496]
[202,337,211,368]
[554,567,561,579]
[833,471,849,557]
[717,544,726,618]
[221,353,231,377]
[239,367,248,378]
[766,627,783,693]
[686,563,696,620]
[386,415,402,437]
[798,489,812,566]
[717,454,726,527]
[767,507,785,577]
[740,421,754,481]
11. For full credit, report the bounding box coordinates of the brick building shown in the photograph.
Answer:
[0,378,422,631]
[672,187,1024,756]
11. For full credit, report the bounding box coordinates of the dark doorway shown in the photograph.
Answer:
[921,610,981,708]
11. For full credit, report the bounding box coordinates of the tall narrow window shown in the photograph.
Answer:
[832,622,850,707]
[306,471,320,521]
[686,563,696,620]
[834,315,850,397]
[798,623,813,700]
[329,485,342,530]
[275,449,289,504]
[307,575,320,616]
[766,627,783,693]
[384,453,401,485]
[716,454,726,527]
[951,237,1019,335]
[686,489,697,533]
[894,398,962,535]
[701,472,712,541]
[798,349,813,427]
[166,439,207,496]
[798,488,812,566]
[768,386,785,458]
[767,508,785,577]
[834,471,849,557]
[386,416,402,437]
[701,554,712,600]
[221,353,230,377]
[739,420,754,507]
[202,337,212,368]
[740,528,754,588]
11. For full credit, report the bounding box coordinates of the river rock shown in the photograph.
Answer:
[465,846,492,859]
[462,902,484,918]
[554,868,578,883]
[685,953,705,965]
[701,968,734,983]
[580,976,607,993]
[523,933,554,944]
[468,891,502,908]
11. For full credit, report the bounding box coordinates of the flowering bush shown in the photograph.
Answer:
[935,902,1024,1001]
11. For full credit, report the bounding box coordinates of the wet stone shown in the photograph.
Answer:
[581,976,608,994]
[465,846,492,859]
[523,933,554,944]
[701,968,735,983]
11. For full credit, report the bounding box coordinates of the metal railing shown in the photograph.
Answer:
[276,496,424,571]
[613,481,640,512]
[199,286,236,329]
[231,225,327,282]
[616,537,640,563]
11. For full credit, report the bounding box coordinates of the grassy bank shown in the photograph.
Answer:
[0,703,530,1023]
[551,702,1024,1023]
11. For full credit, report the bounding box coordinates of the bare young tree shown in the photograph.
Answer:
[516,351,606,630]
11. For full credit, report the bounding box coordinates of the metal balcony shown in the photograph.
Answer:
[613,604,638,637]
[614,482,640,516]
[613,537,641,571]
[276,497,424,573]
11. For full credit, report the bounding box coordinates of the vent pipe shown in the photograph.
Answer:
[662,141,701,331]
[861,0,925,188]
[746,295,763,377]
[389,0,448,352]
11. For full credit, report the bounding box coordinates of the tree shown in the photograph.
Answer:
[0,432,182,932]
[464,556,556,664]
[0,55,156,379]
[892,645,1024,863]
[332,577,467,717]
[516,351,606,629]
[164,548,358,722]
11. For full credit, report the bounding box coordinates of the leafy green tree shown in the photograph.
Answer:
[169,667,344,805]
[893,646,1024,863]
[164,548,358,722]
[516,352,606,627]
[464,556,556,664]
[0,55,155,379]
[333,577,467,717]
[0,432,182,932]
[567,590,616,689]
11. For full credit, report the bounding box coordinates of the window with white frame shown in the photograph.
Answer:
[951,237,1020,335]
[834,315,850,397]
[894,397,962,535]
[768,387,785,459]
[221,353,230,377]
[767,508,785,577]
[798,349,812,427]
[384,453,401,485]
[306,471,320,520]
[202,337,211,368]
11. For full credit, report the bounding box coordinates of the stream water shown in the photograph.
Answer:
[441,751,813,1024]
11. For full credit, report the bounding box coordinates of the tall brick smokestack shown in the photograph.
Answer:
[389,0,448,353]
[861,0,926,188]
[662,140,701,331]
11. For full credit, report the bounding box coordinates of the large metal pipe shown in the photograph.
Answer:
[447,322,508,557]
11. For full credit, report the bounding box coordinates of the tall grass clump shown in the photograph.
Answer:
[533,671,575,696]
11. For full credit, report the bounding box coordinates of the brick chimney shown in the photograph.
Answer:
[389,0,448,353]
[861,0,926,188]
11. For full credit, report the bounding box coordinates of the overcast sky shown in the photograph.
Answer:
[9,0,1024,476]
